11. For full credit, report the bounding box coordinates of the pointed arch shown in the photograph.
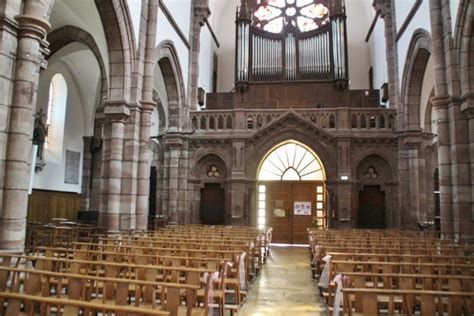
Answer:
[156,40,186,131]
[47,25,108,99]
[400,29,432,131]
[455,0,474,96]
[95,0,135,102]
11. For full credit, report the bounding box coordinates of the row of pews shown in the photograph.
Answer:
[0,224,272,315]
[309,229,474,315]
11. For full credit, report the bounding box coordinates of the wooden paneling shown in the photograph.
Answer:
[266,182,293,243]
[27,190,82,223]
[292,183,317,244]
[265,181,324,244]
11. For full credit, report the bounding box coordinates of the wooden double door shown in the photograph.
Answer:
[263,181,326,244]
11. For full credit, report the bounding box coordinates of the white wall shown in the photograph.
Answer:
[50,0,109,79]
[368,7,389,105]
[153,65,169,133]
[34,62,85,193]
[345,0,372,90]
[395,0,432,90]
[127,0,142,49]
[420,56,436,132]
[210,0,239,92]
[198,23,217,102]
[156,6,190,95]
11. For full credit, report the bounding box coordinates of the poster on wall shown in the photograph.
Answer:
[65,150,81,184]
[294,201,311,215]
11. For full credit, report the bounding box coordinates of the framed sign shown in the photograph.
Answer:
[294,201,311,215]
[273,208,285,217]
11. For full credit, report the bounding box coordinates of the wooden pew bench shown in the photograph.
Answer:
[341,288,474,315]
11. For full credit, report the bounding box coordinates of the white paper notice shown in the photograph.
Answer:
[294,201,311,215]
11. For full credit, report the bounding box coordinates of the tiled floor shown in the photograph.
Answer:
[237,245,328,316]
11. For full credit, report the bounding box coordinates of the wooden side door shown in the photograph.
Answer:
[358,185,386,228]
[200,184,225,225]
[292,183,317,244]
[265,182,293,243]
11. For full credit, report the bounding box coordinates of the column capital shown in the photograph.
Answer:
[372,0,391,18]
[15,14,50,40]
[430,95,451,109]
[139,100,157,114]
[193,0,210,25]
[103,100,130,123]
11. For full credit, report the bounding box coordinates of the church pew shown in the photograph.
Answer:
[341,288,474,316]
[0,265,200,316]
[0,292,169,316]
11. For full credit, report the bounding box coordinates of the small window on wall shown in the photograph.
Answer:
[45,73,68,162]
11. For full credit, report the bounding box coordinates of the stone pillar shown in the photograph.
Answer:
[374,0,399,112]
[461,96,474,239]
[136,103,155,229]
[335,139,351,227]
[136,0,159,230]
[431,96,453,238]
[81,136,93,210]
[164,136,183,223]
[120,107,139,230]
[186,0,210,116]
[102,102,130,232]
[178,144,189,223]
[447,98,471,240]
[0,1,22,223]
[229,140,246,225]
[0,0,52,252]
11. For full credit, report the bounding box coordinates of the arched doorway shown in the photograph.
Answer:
[257,140,326,244]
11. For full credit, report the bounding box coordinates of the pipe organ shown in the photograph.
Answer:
[235,0,348,83]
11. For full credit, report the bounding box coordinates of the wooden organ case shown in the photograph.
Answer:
[235,0,348,90]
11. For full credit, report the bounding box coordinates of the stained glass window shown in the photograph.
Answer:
[253,0,330,33]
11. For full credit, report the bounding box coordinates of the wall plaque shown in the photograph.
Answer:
[65,150,80,184]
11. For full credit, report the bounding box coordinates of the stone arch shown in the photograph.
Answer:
[455,0,474,96]
[95,0,135,102]
[194,154,229,184]
[47,25,108,99]
[356,154,394,185]
[400,29,432,131]
[356,154,395,228]
[191,149,231,179]
[156,40,185,131]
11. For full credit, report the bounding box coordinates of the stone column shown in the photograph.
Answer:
[164,136,183,223]
[186,0,210,117]
[431,96,453,238]
[460,96,474,240]
[0,0,52,252]
[136,0,159,230]
[136,103,155,229]
[0,1,22,223]
[336,139,352,228]
[81,136,93,210]
[103,102,130,232]
[178,144,189,223]
[428,0,453,238]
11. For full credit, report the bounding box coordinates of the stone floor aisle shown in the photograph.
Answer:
[237,245,328,316]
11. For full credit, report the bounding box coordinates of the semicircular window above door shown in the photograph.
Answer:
[258,141,325,181]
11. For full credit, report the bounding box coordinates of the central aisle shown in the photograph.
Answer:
[237,245,328,316]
